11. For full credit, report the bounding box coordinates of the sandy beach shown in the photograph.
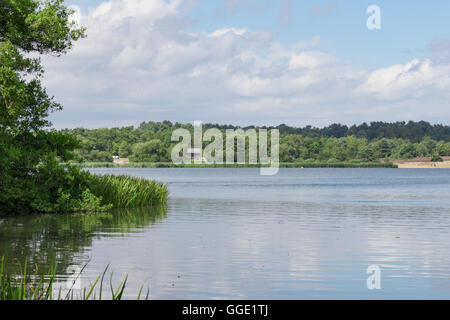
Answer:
[394,161,450,168]
[389,157,450,168]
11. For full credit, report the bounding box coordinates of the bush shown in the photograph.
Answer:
[431,154,444,162]
[86,150,113,162]
[1,156,112,214]
[0,155,168,215]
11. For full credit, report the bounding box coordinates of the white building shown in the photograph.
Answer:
[187,148,206,162]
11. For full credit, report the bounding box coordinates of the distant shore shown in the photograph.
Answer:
[394,161,450,168]
[65,160,450,169]
[391,156,450,168]
[64,162,398,169]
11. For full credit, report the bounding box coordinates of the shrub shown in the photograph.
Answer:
[0,155,168,215]
[431,154,444,162]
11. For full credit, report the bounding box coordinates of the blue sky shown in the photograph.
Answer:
[190,1,450,68]
[66,0,450,69]
[47,0,450,128]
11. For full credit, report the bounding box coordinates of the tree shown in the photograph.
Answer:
[0,0,103,214]
[118,141,132,158]
[357,144,377,162]
[375,138,395,158]
[399,142,419,159]
[431,154,443,162]
[86,150,112,162]
[131,139,163,162]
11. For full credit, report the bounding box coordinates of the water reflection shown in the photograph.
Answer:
[0,205,167,275]
[2,168,450,299]
[151,197,450,299]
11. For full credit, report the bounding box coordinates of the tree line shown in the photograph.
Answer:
[63,121,450,163]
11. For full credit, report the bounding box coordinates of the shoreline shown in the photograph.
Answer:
[394,161,450,169]
[67,161,450,169]
[63,162,398,169]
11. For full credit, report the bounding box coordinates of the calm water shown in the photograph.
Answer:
[2,168,450,299]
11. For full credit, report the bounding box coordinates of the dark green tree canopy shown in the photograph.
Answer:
[0,0,85,54]
[0,0,91,214]
[1,0,85,132]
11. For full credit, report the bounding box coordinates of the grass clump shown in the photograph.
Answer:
[0,256,148,300]
[88,174,168,209]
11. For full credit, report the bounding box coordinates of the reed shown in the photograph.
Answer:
[65,161,397,169]
[0,256,148,300]
[88,174,169,209]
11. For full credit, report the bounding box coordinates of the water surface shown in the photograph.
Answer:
[2,168,450,299]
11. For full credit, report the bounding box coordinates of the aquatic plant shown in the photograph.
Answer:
[64,161,397,169]
[88,174,169,209]
[0,256,148,300]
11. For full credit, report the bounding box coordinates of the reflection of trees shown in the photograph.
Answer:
[0,205,167,275]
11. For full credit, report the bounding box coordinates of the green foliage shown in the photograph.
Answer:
[1,157,168,214]
[118,141,132,157]
[0,1,167,214]
[0,0,86,54]
[65,121,450,165]
[0,256,57,300]
[0,152,112,214]
[130,139,165,162]
[64,161,397,169]
[83,150,113,162]
[357,144,377,162]
[0,205,168,277]
[431,154,444,162]
[87,174,169,208]
[399,142,418,159]
[0,0,86,214]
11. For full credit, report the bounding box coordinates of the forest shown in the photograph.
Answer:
[63,120,450,163]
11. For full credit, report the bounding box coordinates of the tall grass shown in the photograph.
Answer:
[0,256,148,300]
[88,174,169,209]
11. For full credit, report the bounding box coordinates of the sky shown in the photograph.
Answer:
[45,0,450,129]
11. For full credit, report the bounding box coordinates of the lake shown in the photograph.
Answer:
[1,168,450,299]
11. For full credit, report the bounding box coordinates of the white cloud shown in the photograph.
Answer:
[43,0,450,128]
[209,28,247,37]
[288,51,334,70]
[356,58,450,100]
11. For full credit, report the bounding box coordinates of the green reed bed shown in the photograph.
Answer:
[68,161,397,169]
[0,256,146,300]
[280,162,398,168]
[88,174,169,209]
